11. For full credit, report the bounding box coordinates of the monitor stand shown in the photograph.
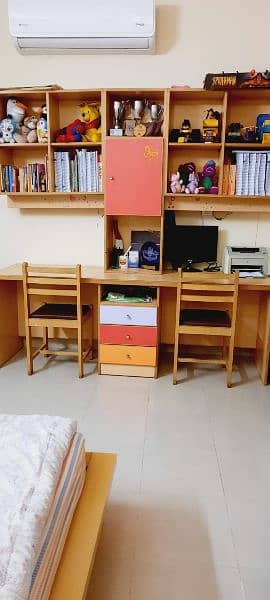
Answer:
[182,259,202,272]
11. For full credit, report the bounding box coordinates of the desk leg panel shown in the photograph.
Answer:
[256,294,270,385]
[0,280,22,366]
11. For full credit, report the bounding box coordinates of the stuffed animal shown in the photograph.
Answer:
[0,117,16,143]
[79,102,101,142]
[21,116,38,143]
[170,172,182,194]
[6,98,27,128]
[185,169,199,194]
[56,119,85,143]
[199,160,218,194]
[178,162,196,193]
[37,116,48,143]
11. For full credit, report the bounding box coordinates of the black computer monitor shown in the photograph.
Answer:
[165,225,218,271]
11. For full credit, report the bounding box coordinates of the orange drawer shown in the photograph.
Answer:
[100,325,157,346]
[99,344,157,366]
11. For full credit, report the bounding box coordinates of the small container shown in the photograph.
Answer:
[128,250,140,268]
[119,254,128,269]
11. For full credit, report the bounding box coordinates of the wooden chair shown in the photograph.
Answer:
[173,270,239,387]
[22,263,93,378]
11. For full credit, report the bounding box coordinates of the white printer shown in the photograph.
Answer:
[223,246,268,276]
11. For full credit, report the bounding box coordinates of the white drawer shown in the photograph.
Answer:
[99,304,157,326]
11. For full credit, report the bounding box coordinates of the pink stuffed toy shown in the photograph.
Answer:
[170,172,182,193]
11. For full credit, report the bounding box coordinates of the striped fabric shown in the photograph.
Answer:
[29,433,86,600]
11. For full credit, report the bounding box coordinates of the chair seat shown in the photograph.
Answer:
[30,303,90,320]
[180,309,231,327]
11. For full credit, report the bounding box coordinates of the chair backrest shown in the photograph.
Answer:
[22,263,82,322]
[176,269,239,327]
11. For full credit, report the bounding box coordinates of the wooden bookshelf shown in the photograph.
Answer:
[1,86,270,270]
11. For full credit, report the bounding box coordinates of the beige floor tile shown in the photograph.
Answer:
[242,567,270,600]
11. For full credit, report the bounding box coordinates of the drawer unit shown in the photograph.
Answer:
[100,324,157,346]
[99,304,157,327]
[100,364,156,377]
[100,344,157,366]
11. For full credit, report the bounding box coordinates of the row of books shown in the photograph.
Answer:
[54,150,102,193]
[223,152,270,196]
[0,161,48,193]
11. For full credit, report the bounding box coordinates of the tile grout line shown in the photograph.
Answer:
[128,381,151,600]
[212,431,247,600]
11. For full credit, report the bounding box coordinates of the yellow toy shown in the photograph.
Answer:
[79,102,101,142]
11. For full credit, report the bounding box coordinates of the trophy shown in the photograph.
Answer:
[150,103,163,122]
[110,100,125,136]
[133,99,146,137]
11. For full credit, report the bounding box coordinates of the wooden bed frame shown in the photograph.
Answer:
[49,452,116,600]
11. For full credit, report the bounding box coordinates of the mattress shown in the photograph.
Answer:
[30,432,85,600]
[0,415,85,600]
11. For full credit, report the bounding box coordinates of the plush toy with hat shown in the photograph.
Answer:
[199,160,218,194]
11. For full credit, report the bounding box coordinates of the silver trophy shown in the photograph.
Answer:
[150,103,163,122]
[110,100,125,136]
[133,99,145,121]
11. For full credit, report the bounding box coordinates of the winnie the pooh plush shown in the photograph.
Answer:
[79,102,101,142]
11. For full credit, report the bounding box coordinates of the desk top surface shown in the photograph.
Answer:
[1,263,270,290]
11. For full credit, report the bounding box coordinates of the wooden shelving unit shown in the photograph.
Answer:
[1,86,270,269]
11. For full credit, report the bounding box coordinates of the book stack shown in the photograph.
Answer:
[0,162,48,193]
[233,151,270,196]
[54,150,102,193]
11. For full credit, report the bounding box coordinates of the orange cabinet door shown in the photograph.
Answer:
[105,138,163,216]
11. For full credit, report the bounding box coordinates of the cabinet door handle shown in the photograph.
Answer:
[126,314,132,320]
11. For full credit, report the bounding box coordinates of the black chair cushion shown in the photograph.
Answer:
[30,303,90,320]
[180,309,230,327]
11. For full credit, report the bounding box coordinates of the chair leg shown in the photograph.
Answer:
[173,332,179,385]
[78,325,83,379]
[89,313,93,360]
[43,327,48,349]
[226,339,234,388]
[25,325,33,375]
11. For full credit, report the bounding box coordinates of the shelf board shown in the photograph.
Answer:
[164,193,270,213]
[168,142,222,149]
[51,142,102,147]
[225,143,270,148]
[106,135,163,140]
[0,143,48,148]
[6,192,104,209]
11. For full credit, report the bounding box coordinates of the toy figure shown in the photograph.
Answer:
[37,116,48,143]
[199,160,218,193]
[79,102,101,142]
[56,119,85,142]
[203,108,221,142]
[6,98,27,127]
[185,169,199,194]
[21,116,38,143]
[0,117,16,143]
[170,172,182,193]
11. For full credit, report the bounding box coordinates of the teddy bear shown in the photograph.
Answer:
[199,160,218,194]
[22,116,38,143]
[79,102,101,142]
[0,117,16,143]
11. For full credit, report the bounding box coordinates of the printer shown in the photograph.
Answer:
[223,246,268,276]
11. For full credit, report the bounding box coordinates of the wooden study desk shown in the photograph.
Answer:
[1,264,270,384]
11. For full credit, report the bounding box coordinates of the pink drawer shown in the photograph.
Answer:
[100,324,157,346]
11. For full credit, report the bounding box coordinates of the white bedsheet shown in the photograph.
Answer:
[0,414,77,600]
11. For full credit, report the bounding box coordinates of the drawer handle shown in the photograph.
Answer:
[109,176,114,181]
[126,314,132,320]
[126,354,131,359]
[125,334,131,340]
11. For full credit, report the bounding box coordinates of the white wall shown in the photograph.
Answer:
[1,0,270,268]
